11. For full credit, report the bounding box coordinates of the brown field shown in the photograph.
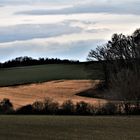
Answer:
[0,80,106,109]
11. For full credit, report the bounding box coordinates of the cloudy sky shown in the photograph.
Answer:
[0,0,139,62]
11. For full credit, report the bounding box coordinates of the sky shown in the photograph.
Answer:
[0,0,140,62]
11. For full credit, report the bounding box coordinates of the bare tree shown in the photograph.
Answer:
[88,29,140,86]
[88,29,140,101]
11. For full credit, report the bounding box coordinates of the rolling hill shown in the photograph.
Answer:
[0,63,103,87]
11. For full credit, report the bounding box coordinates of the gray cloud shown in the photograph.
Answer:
[0,0,78,5]
[16,1,140,15]
[0,20,108,43]
[0,23,82,43]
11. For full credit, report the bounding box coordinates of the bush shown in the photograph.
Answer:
[0,98,14,114]
[130,102,140,115]
[121,101,140,115]
[32,101,44,114]
[43,98,59,115]
[16,104,33,114]
[61,100,75,115]
[76,101,93,115]
[100,102,117,115]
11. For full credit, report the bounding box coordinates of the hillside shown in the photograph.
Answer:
[0,63,103,86]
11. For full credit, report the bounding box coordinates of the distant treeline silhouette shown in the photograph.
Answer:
[0,56,80,68]
[0,98,139,115]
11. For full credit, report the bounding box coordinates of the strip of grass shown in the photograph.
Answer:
[0,116,139,140]
[0,63,103,86]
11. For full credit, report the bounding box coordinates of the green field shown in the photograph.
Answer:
[0,63,103,86]
[0,116,139,140]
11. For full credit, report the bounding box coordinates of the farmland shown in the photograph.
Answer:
[0,63,139,140]
[0,116,139,140]
[0,63,103,108]
[0,63,103,87]
[0,80,106,109]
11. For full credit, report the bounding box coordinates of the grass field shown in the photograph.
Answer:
[0,63,103,86]
[0,116,139,140]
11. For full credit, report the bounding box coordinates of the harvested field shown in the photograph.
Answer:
[0,80,106,109]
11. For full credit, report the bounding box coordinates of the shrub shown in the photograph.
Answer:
[121,101,140,115]
[101,102,117,115]
[76,101,93,115]
[0,98,14,114]
[61,100,75,115]
[43,98,59,115]
[130,102,140,115]
[32,101,44,114]
[16,104,33,114]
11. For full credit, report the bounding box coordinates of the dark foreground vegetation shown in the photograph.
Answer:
[0,115,139,140]
[0,98,139,115]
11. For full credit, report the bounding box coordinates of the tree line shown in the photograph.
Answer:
[0,98,139,115]
[0,57,80,68]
